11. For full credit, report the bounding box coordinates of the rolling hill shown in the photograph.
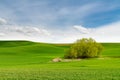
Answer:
[0,41,119,80]
[0,41,119,66]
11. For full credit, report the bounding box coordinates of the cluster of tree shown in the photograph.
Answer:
[64,38,103,59]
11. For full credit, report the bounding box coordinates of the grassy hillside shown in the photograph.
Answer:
[0,41,65,66]
[0,41,119,66]
[0,41,119,80]
[102,43,120,57]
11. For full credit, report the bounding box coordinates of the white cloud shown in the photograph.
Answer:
[48,21,120,43]
[0,18,7,25]
[40,29,51,36]
[0,25,52,42]
[73,25,93,34]
[0,33,5,36]
[0,18,119,43]
[70,21,120,43]
[0,26,50,36]
[0,18,52,42]
[92,21,120,42]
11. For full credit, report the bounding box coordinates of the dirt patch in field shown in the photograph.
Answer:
[52,58,81,62]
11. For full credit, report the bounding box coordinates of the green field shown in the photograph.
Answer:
[0,41,120,80]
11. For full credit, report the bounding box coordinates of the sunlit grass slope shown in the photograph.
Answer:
[102,43,120,57]
[0,41,120,66]
[0,41,65,66]
[0,41,119,80]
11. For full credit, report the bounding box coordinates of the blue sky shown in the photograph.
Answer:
[0,0,120,43]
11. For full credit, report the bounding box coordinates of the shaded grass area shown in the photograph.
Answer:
[0,41,119,80]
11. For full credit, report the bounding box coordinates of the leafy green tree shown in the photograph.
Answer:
[64,38,103,59]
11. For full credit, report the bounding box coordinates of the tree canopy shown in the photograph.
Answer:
[64,38,103,59]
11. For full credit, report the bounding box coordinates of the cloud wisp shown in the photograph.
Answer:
[73,25,94,34]
[0,26,51,36]
[0,18,7,25]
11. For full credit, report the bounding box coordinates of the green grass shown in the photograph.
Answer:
[0,41,120,80]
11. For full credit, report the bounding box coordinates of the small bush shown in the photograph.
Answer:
[64,38,103,59]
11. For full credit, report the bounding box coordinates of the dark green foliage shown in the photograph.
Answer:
[65,38,103,59]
